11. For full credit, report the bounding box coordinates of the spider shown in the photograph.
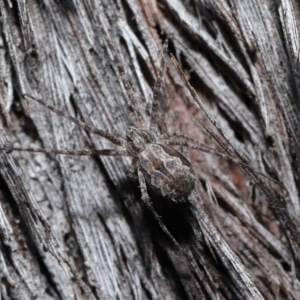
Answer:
[0,20,272,256]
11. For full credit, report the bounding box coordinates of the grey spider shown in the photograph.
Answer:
[0,20,265,252]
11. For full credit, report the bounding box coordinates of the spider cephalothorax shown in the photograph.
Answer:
[126,127,156,155]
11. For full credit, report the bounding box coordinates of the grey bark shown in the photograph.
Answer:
[0,0,299,299]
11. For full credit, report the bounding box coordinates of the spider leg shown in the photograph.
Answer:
[162,134,282,187]
[150,39,168,132]
[162,133,237,160]
[170,53,247,161]
[23,94,125,146]
[194,116,250,162]
[96,19,145,127]
[0,147,128,157]
[161,132,238,161]
[112,129,126,140]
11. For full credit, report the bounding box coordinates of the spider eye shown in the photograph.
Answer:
[128,127,136,134]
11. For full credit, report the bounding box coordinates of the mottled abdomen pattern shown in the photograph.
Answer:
[139,144,196,200]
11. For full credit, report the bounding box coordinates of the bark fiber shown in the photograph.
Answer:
[0,0,300,299]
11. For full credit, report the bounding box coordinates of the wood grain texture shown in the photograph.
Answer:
[0,0,300,299]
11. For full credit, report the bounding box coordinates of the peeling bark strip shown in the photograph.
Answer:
[0,0,300,299]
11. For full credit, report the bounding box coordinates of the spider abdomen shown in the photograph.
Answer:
[139,144,196,200]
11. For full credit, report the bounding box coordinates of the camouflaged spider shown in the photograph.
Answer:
[0,21,252,248]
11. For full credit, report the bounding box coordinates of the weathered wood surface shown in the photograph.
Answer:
[0,0,300,299]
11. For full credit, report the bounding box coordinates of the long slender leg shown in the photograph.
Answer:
[162,135,282,187]
[23,94,125,146]
[160,86,175,136]
[0,147,128,157]
[170,53,247,161]
[194,116,250,162]
[162,133,238,162]
[96,18,144,126]
[160,132,205,144]
[150,39,168,132]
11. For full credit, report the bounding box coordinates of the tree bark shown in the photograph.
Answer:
[0,0,300,299]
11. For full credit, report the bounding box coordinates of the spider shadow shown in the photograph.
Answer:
[146,186,196,245]
[117,174,198,252]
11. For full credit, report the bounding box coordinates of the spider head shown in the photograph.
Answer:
[126,127,156,156]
